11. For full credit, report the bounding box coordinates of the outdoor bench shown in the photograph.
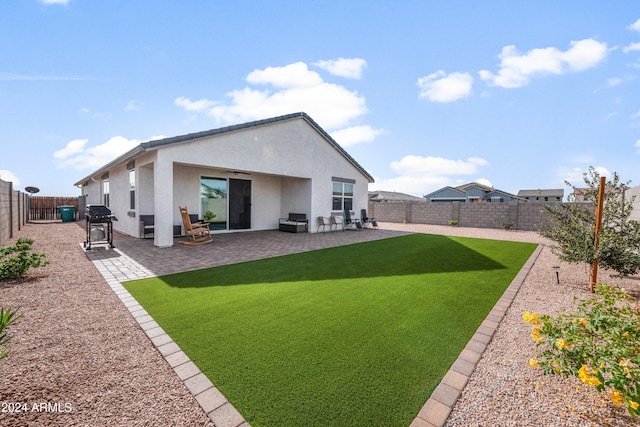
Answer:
[279,213,308,233]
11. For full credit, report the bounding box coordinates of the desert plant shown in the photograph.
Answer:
[501,221,513,230]
[0,307,22,362]
[524,284,639,416]
[0,237,49,281]
[448,220,458,226]
[539,167,640,282]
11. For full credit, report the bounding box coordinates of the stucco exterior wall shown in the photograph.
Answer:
[76,115,371,245]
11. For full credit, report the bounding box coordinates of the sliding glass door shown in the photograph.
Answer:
[200,177,227,230]
[200,177,251,231]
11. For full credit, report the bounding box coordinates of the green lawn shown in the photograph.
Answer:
[123,234,536,426]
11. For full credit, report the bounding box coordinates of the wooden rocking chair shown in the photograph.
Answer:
[179,206,212,245]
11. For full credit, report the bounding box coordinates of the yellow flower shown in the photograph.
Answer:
[531,328,543,342]
[610,390,623,406]
[529,358,539,368]
[552,360,561,373]
[620,359,633,368]
[622,331,631,339]
[556,338,571,350]
[630,401,639,410]
[523,311,542,325]
[578,318,588,327]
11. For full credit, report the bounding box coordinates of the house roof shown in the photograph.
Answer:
[74,112,374,186]
[517,189,564,198]
[368,190,424,202]
[424,182,526,201]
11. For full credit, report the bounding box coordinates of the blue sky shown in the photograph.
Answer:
[1,1,639,197]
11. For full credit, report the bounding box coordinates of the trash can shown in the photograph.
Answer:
[58,206,75,222]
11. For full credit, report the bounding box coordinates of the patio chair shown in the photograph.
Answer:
[330,215,342,232]
[343,209,362,231]
[179,206,212,245]
[360,209,377,229]
[317,216,331,233]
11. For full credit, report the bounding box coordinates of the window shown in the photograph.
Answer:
[491,196,503,203]
[129,170,135,210]
[103,180,110,207]
[332,180,354,211]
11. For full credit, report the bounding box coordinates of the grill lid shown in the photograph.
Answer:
[86,204,112,219]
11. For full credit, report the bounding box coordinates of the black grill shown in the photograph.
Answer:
[84,205,114,250]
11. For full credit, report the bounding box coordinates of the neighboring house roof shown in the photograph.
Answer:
[74,112,374,186]
[368,190,424,202]
[424,182,525,201]
[517,189,564,198]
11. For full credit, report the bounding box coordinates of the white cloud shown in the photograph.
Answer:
[174,97,218,112]
[126,100,145,111]
[562,166,612,187]
[372,155,489,196]
[479,38,608,88]
[417,71,473,103]
[313,58,367,79]
[175,60,368,130]
[54,136,140,170]
[0,170,20,186]
[53,139,87,159]
[330,125,385,147]
[623,42,640,53]
[39,0,69,4]
[628,18,640,32]
[247,62,323,88]
[607,77,622,87]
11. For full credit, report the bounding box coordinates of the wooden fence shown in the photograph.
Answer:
[29,196,81,221]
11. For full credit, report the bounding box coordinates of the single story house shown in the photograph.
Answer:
[424,182,524,203]
[368,190,424,202]
[74,112,374,247]
[517,189,564,203]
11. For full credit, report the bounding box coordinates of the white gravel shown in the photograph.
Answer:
[382,223,640,427]
[1,221,638,426]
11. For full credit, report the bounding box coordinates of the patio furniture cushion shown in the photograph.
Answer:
[279,213,308,233]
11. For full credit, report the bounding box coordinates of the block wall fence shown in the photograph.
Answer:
[0,178,29,247]
[366,200,593,231]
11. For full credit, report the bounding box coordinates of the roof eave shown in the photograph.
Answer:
[73,145,145,186]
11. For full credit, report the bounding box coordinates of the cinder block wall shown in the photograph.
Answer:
[368,200,571,231]
[0,179,28,247]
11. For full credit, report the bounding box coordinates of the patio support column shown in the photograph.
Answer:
[153,154,174,248]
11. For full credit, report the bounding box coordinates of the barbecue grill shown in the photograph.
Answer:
[84,204,115,250]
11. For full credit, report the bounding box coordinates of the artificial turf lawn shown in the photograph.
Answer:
[123,234,537,426]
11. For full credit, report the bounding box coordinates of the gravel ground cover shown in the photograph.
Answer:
[1,220,638,426]
[0,221,211,427]
[382,223,640,427]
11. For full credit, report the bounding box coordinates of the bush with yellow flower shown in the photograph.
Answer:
[524,283,639,416]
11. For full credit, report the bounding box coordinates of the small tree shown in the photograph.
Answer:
[539,167,640,284]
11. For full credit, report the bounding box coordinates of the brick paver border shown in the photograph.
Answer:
[409,244,543,427]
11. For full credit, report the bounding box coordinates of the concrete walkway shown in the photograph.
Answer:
[83,226,540,427]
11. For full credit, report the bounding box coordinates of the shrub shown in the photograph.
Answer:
[0,307,22,362]
[0,238,49,281]
[501,221,513,230]
[524,284,639,416]
[448,220,458,226]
